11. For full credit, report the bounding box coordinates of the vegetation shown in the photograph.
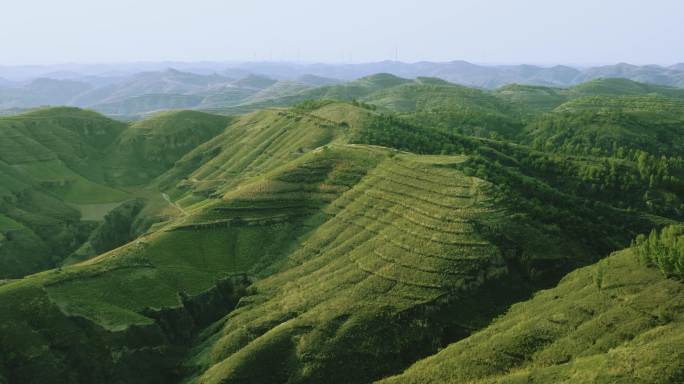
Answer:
[0,76,683,383]
[633,224,684,279]
[379,249,684,383]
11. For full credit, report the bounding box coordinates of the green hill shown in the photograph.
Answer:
[202,73,412,114]
[0,107,233,278]
[91,94,204,117]
[156,103,369,202]
[494,84,570,112]
[523,95,684,157]
[105,110,232,186]
[0,161,89,278]
[363,81,524,138]
[0,108,132,277]
[568,77,684,98]
[495,78,684,112]
[0,78,683,383]
[379,248,684,384]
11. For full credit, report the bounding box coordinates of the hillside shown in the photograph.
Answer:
[574,63,684,87]
[379,248,684,384]
[0,161,89,278]
[2,62,684,119]
[202,73,412,114]
[495,77,684,112]
[0,107,232,277]
[523,95,684,157]
[0,130,670,382]
[156,103,370,201]
[0,108,132,277]
[105,110,232,186]
[0,79,683,383]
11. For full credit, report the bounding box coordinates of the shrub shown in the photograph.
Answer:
[633,224,684,279]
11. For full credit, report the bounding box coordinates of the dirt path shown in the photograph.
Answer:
[161,193,187,215]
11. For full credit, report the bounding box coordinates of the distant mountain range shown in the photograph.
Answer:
[0,61,683,118]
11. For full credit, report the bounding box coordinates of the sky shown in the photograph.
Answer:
[1,0,682,66]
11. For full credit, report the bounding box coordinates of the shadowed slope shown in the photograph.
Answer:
[105,110,232,186]
[0,145,384,383]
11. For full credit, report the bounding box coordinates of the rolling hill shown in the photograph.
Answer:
[379,248,684,384]
[574,63,684,87]
[0,78,683,383]
[0,107,234,278]
[202,73,412,115]
[2,63,684,119]
[495,77,684,112]
[523,95,684,157]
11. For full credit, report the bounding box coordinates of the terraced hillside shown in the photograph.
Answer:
[182,150,517,384]
[157,103,373,202]
[2,132,655,382]
[0,145,523,383]
[0,76,683,384]
[0,144,387,383]
[380,248,684,384]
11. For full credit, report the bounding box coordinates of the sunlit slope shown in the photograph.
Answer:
[157,103,374,201]
[379,249,684,384]
[184,151,517,384]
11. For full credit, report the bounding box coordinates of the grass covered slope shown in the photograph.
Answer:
[183,149,514,384]
[157,102,372,201]
[379,248,684,384]
[0,107,128,202]
[0,160,93,278]
[0,106,235,277]
[1,77,684,383]
[105,110,232,186]
[0,145,385,383]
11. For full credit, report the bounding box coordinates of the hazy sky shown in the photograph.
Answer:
[1,0,682,65]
